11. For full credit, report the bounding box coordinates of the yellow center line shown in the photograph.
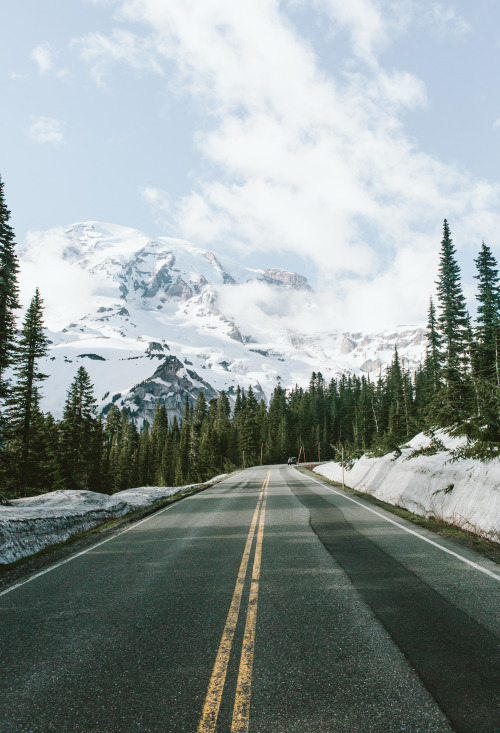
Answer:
[231,480,268,733]
[197,470,270,733]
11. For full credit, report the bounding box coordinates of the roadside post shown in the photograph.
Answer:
[342,447,345,491]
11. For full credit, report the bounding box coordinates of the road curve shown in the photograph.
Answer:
[0,465,499,732]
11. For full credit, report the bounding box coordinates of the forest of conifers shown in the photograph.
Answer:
[2,174,500,499]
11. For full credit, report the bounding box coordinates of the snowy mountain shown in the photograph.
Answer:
[19,222,427,421]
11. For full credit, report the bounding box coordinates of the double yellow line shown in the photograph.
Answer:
[198,469,270,733]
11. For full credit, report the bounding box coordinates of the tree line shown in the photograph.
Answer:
[1,174,500,498]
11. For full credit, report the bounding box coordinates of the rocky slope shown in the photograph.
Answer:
[20,222,427,421]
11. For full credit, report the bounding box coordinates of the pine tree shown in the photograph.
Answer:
[238,386,259,465]
[386,348,407,447]
[6,288,49,492]
[424,297,443,399]
[102,404,121,491]
[150,400,169,483]
[175,395,192,483]
[137,420,152,486]
[59,366,101,490]
[213,391,231,468]
[190,392,207,481]
[434,220,470,422]
[266,384,288,462]
[113,412,139,491]
[474,241,500,385]
[0,176,20,406]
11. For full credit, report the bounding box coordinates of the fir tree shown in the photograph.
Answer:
[175,395,192,483]
[434,220,470,422]
[0,176,20,406]
[59,366,101,491]
[266,384,288,463]
[190,392,207,481]
[424,297,443,399]
[474,241,500,384]
[238,386,259,465]
[6,288,49,491]
[150,400,169,483]
[113,412,139,491]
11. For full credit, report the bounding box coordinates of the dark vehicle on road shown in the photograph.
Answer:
[287,456,297,465]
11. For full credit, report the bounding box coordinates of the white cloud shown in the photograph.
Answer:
[19,229,100,328]
[141,186,171,212]
[310,0,388,63]
[73,29,163,85]
[29,116,65,144]
[32,43,53,73]
[74,0,500,329]
[428,4,471,37]
[31,42,68,77]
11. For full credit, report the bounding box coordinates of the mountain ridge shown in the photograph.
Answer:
[19,221,427,421]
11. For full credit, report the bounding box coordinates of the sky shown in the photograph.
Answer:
[2,0,500,331]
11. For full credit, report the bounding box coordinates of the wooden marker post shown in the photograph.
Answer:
[342,447,345,491]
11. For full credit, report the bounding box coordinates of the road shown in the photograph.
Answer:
[0,465,499,732]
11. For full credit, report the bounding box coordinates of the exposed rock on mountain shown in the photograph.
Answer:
[340,336,357,354]
[121,356,218,423]
[360,358,382,373]
[258,268,312,291]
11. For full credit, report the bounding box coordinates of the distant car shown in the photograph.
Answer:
[287,456,298,465]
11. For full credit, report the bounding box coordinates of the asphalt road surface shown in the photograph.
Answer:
[1,465,499,732]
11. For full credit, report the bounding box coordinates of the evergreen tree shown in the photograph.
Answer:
[266,384,288,463]
[0,176,20,406]
[238,386,259,465]
[424,296,443,399]
[5,288,49,491]
[150,400,169,483]
[190,392,207,481]
[434,220,470,422]
[213,391,231,468]
[474,241,500,384]
[112,412,139,491]
[385,348,407,447]
[102,404,121,491]
[175,395,192,483]
[59,366,101,490]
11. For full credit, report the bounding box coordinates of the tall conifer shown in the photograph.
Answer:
[0,176,20,405]
[424,297,443,396]
[6,288,48,490]
[59,366,101,490]
[474,241,500,384]
[434,220,470,422]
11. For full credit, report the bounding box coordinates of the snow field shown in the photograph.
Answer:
[314,430,500,542]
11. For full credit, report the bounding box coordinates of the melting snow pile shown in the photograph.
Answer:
[0,479,225,565]
[314,430,500,542]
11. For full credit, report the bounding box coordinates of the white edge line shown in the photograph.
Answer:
[296,468,500,583]
[0,500,180,598]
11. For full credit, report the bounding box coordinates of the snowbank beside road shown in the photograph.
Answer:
[0,478,226,565]
[313,430,500,542]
